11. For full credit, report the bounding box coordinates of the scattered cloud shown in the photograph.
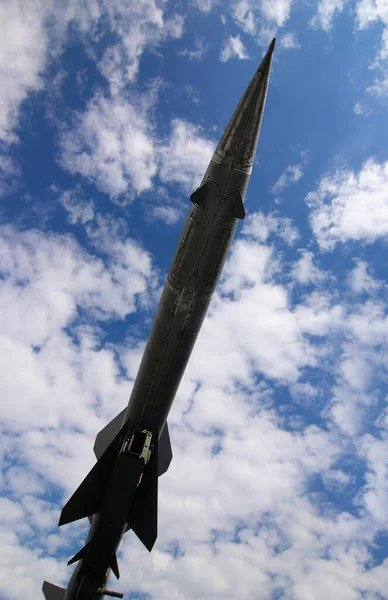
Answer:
[150,205,183,225]
[231,0,293,39]
[0,0,184,143]
[355,1,388,99]
[3,2,388,599]
[145,188,185,225]
[158,119,215,193]
[353,101,372,116]
[58,186,95,225]
[272,158,306,195]
[220,34,250,62]
[184,85,201,104]
[355,0,388,30]
[306,158,388,250]
[60,90,158,200]
[191,0,217,13]
[279,32,301,49]
[242,211,299,245]
[0,0,47,143]
[310,0,348,31]
[96,2,184,93]
[232,0,257,34]
[348,260,380,294]
[0,153,21,197]
[2,215,388,599]
[260,0,293,27]
[178,39,209,62]
[291,250,327,284]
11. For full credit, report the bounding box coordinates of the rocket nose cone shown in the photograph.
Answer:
[257,37,276,75]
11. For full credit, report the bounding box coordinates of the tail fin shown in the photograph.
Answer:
[127,434,158,551]
[67,542,120,579]
[158,423,173,476]
[42,581,66,600]
[94,409,126,460]
[59,426,123,526]
[67,542,90,566]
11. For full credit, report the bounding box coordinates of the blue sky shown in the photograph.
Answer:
[1,1,388,599]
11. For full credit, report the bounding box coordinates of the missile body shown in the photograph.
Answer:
[42,39,275,600]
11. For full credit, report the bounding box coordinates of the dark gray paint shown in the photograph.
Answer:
[42,38,276,600]
[124,38,276,437]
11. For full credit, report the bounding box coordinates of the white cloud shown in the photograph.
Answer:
[178,39,209,62]
[58,186,95,225]
[232,0,257,34]
[0,0,184,143]
[192,0,217,13]
[367,76,388,97]
[310,0,348,31]
[291,250,327,284]
[61,98,216,201]
[60,91,158,199]
[272,163,304,194]
[260,0,293,27]
[306,158,388,250]
[97,3,184,93]
[151,205,183,225]
[355,0,388,30]
[0,497,24,523]
[0,153,20,197]
[279,32,301,49]
[0,223,153,352]
[355,1,388,98]
[353,102,372,116]
[348,261,380,294]
[361,435,388,524]
[144,187,185,226]
[231,0,293,37]
[158,119,215,193]
[243,211,299,245]
[220,35,250,62]
[2,217,388,599]
[0,0,47,143]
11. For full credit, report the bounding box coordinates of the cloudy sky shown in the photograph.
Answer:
[1,0,388,599]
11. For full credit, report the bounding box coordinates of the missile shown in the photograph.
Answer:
[43,38,276,600]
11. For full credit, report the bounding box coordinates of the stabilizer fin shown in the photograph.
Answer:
[111,552,120,579]
[230,192,246,219]
[59,427,123,526]
[67,541,90,566]
[127,436,158,551]
[158,422,173,476]
[94,409,126,460]
[190,182,210,209]
[42,581,66,600]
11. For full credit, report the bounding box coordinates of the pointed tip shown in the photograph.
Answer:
[257,37,276,75]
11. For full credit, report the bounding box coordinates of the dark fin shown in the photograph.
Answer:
[158,422,173,476]
[94,408,126,460]
[59,427,123,526]
[190,181,219,211]
[111,552,120,579]
[42,581,66,600]
[230,192,246,219]
[127,436,158,551]
[67,541,90,566]
[190,182,209,209]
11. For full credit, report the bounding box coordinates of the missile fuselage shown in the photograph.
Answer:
[43,39,275,600]
[123,41,274,437]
